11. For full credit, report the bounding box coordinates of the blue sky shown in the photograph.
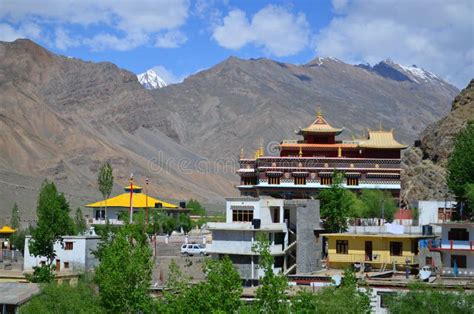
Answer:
[0,0,473,87]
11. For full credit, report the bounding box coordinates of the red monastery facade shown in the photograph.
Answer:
[237,111,407,200]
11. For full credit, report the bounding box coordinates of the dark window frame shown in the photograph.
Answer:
[336,240,349,254]
[451,255,467,268]
[390,241,403,256]
[448,228,469,241]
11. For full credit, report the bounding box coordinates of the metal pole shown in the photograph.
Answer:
[145,178,149,226]
[381,199,385,225]
[129,173,134,224]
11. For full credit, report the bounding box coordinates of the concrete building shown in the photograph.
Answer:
[206,197,323,284]
[24,228,100,272]
[0,283,40,313]
[430,222,474,277]
[417,200,457,226]
[323,233,436,269]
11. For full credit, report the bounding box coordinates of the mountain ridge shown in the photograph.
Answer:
[0,39,460,219]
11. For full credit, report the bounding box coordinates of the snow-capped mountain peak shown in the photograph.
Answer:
[137,69,167,89]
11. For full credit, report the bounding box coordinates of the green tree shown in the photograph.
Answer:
[291,268,370,313]
[252,234,289,313]
[387,285,474,313]
[358,190,397,221]
[20,280,104,313]
[94,222,153,313]
[448,123,474,217]
[74,207,87,234]
[10,202,20,229]
[28,180,75,282]
[159,257,242,313]
[187,199,206,216]
[97,162,113,223]
[318,172,354,232]
[177,213,194,234]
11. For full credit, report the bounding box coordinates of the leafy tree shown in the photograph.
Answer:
[177,213,194,234]
[10,202,20,229]
[94,222,153,313]
[74,207,87,234]
[387,284,474,313]
[10,228,28,253]
[97,162,113,223]
[24,265,56,283]
[447,122,474,217]
[20,280,104,313]
[358,190,397,221]
[318,172,354,232]
[158,257,242,313]
[291,268,370,313]
[28,180,75,282]
[187,199,206,216]
[252,234,289,313]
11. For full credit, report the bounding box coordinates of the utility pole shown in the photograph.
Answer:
[129,173,134,224]
[381,199,385,224]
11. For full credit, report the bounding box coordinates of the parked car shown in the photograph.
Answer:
[180,243,207,256]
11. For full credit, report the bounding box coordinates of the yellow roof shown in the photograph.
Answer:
[124,185,142,189]
[358,130,408,149]
[0,225,16,234]
[298,112,343,134]
[86,193,177,208]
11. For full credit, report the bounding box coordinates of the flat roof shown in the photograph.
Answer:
[321,233,436,239]
[0,283,40,305]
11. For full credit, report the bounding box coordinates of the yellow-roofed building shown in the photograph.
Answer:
[86,185,188,225]
[0,225,16,250]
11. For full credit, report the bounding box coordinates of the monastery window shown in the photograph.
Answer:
[320,177,332,185]
[65,242,74,250]
[232,210,254,222]
[336,240,348,254]
[451,255,467,268]
[389,242,403,256]
[64,262,70,269]
[294,177,306,185]
[268,177,280,185]
[346,178,359,186]
[448,228,469,241]
[242,177,257,185]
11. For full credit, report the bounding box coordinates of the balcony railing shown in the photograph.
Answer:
[428,239,474,251]
[88,218,124,225]
[329,253,415,264]
[254,160,400,170]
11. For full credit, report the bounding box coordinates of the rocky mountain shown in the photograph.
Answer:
[402,80,474,205]
[148,56,458,160]
[0,39,459,219]
[0,39,234,220]
[137,69,167,89]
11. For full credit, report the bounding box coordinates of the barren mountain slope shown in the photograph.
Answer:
[402,79,474,204]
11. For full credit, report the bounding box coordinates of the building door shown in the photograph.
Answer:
[272,207,280,223]
[56,259,61,272]
[284,209,290,227]
[365,241,373,261]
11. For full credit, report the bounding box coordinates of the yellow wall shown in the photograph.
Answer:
[326,235,418,269]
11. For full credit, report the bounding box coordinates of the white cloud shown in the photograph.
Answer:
[155,30,187,48]
[0,0,190,51]
[151,65,188,84]
[212,5,311,57]
[54,28,80,50]
[0,22,41,42]
[316,0,474,87]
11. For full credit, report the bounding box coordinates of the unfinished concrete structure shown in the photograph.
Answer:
[206,197,323,284]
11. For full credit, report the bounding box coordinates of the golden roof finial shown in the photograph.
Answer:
[299,146,303,157]
[338,146,342,157]
[316,106,322,118]
[254,149,259,159]
[240,148,244,159]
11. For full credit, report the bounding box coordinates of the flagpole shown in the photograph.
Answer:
[145,178,149,226]
[129,173,134,224]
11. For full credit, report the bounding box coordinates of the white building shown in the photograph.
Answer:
[430,222,474,277]
[206,197,323,284]
[24,228,101,272]
[417,200,456,226]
